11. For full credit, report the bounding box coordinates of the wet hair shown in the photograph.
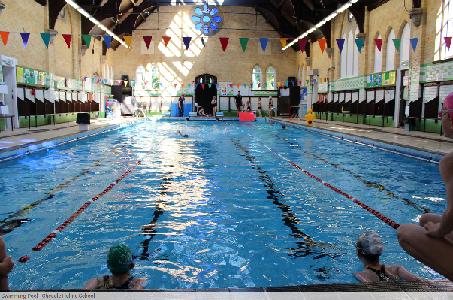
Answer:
[282,124,286,129]
[356,231,384,264]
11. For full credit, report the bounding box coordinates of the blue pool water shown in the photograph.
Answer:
[0,119,446,290]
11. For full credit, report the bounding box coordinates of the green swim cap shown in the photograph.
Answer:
[107,244,133,275]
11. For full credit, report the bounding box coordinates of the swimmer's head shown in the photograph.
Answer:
[282,124,286,129]
[356,231,384,263]
[107,244,134,275]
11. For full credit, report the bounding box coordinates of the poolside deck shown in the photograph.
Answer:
[274,117,453,155]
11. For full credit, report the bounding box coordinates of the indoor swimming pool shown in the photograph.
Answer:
[0,119,446,290]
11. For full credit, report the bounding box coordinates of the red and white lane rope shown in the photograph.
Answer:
[18,160,142,263]
[262,144,401,230]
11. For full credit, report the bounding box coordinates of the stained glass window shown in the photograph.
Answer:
[192,3,222,35]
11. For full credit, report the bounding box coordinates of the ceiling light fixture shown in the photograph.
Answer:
[65,0,129,48]
[283,0,359,51]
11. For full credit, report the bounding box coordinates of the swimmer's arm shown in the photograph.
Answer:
[354,272,373,283]
[396,266,421,282]
[84,278,100,290]
[0,237,6,261]
[437,170,453,236]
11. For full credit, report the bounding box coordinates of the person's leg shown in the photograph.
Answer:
[397,224,453,280]
[0,237,10,291]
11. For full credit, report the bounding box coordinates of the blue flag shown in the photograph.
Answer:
[40,32,51,48]
[259,38,268,51]
[336,39,345,53]
[410,38,419,51]
[183,36,192,50]
[103,35,112,49]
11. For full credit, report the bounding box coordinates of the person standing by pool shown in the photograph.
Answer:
[211,96,217,117]
[355,231,420,283]
[85,244,146,290]
[257,97,263,117]
[235,91,243,116]
[178,94,185,117]
[268,97,274,117]
[0,235,14,291]
[397,106,453,281]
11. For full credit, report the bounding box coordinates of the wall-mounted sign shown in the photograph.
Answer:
[366,71,396,88]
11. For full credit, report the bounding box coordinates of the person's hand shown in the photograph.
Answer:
[0,256,14,277]
[424,222,444,238]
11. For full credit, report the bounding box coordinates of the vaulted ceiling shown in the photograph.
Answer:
[34,0,422,51]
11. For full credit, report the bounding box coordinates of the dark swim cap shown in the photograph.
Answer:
[107,244,133,275]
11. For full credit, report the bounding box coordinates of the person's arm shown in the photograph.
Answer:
[0,257,13,291]
[84,278,100,290]
[354,272,373,283]
[396,266,421,282]
[442,108,453,139]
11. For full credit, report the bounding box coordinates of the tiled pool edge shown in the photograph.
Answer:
[0,120,137,163]
[272,118,444,164]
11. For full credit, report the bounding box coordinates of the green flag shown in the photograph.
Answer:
[82,34,92,48]
[239,38,249,52]
[392,39,401,51]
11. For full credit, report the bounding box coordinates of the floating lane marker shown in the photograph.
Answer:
[262,144,401,230]
[19,160,142,263]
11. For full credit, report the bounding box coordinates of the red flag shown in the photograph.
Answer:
[0,31,9,46]
[445,36,452,49]
[143,36,153,49]
[201,83,205,90]
[62,34,72,48]
[318,38,327,53]
[298,38,307,53]
[162,36,171,47]
[219,37,229,51]
[375,38,383,52]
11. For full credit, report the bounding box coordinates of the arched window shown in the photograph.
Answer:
[266,66,276,90]
[136,65,145,86]
[386,29,396,71]
[144,64,160,90]
[252,65,262,90]
[340,33,347,78]
[435,0,453,61]
[374,33,383,73]
[400,23,411,66]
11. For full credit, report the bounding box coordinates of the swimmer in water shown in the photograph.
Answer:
[85,244,146,290]
[282,124,286,129]
[0,233,14,291]
[177,130,189,138]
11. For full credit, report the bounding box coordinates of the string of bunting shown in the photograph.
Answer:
[0,30,445,53]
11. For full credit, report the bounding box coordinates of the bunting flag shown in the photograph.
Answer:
[219,37,229,51]
[183,36,192,50]
[62,34,72,48]
[355,38,365,53]
[208,84,212,88]
[162,36,171,47]
[201,83,205,90]
[280,38,288,49]
[318,38,327,53]
[201,37,206,47]
[20,32,30,48]
[259,38,269,51]
[103,35,112,48]
[82,34,92,48]
[298,38,307,53]
[445,36,452,49]
[410,38,419,51]
[375,38,383,52]
[392,39,401,51]
[123,35,132,47]
[239,37,249,52]
[0,31,9,46]
[40,32,51,48]
[143,36,153,49]
[336,39,345,53]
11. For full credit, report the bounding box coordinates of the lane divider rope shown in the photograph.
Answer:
[262,144,401,230]
[18,160,142,263]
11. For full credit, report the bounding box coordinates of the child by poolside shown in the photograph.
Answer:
[0,235,14,291]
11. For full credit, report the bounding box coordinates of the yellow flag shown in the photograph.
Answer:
[123,35,132,47]
[280,38,287,49]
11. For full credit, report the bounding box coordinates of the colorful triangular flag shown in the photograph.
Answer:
[410,38,418,51]
[259,38,269,51]
[143,36,153,49]
[162,36,171,47]
[40,32,51,48]
[375,38,383,52]
[123,35,132,47]
[103,35,112,48]
[239,37,249,52]
[183,36,192,50]
[219,37,229,51]
[280,38,288,49]
[201,83,205,90]
[318,38,327,53]
[445,36,452,49]
[298,38,307,53]
[355,38,365,53]
[392,39,401,51]
[337,39,345,53]
[20,32,30,48]
[0,31,9,46]
[201,37,206,47]
[82,34,92,48]
[62,34,72,48]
